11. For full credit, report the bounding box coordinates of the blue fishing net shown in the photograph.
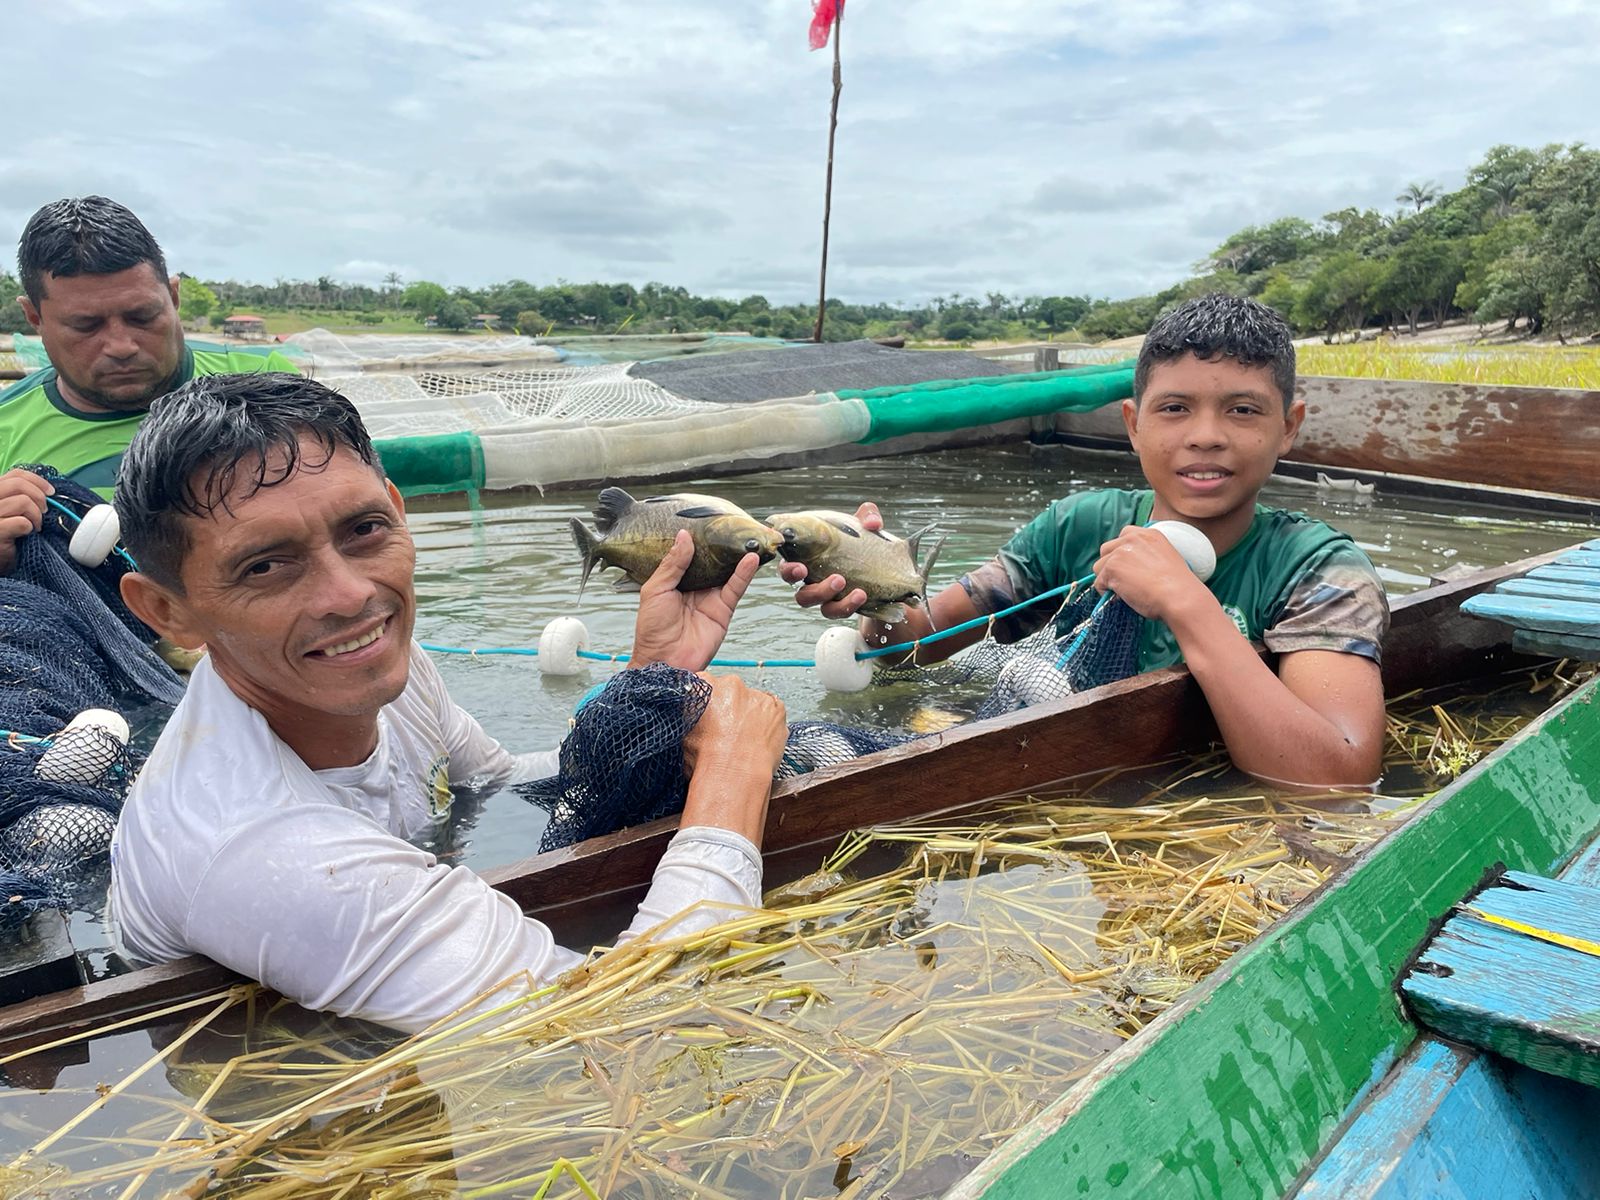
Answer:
[519,664,914,851]
[0,469,184,921]
[519,587,1145,852]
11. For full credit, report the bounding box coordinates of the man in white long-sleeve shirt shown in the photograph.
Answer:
[109,372,787,1033]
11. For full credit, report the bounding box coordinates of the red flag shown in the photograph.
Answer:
[809,0,843,50]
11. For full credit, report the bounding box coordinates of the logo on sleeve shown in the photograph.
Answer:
[1221,604,1252,640]
[425,753,454,818]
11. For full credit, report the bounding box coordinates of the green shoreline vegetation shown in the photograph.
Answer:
[3,143,1596,352]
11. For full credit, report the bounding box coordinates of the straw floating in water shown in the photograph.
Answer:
[1,662,1588,1199]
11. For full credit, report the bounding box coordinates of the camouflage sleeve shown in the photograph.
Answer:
[1263,543,1389,665]
[958,552,1056,644]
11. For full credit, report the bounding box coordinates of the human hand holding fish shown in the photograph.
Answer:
[775,501,944,624]
[628,529,762,672]
[779,501,881,617]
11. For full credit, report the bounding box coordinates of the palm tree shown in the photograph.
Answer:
[1396,181,1440,213]
[1478,174,1524,220]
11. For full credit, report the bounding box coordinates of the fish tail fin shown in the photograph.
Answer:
[917,531,947,597]
[904,522,936,558]
[593,487,634,533]
[570,518,602,602]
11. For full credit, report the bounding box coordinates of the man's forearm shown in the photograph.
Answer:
[679,753,773,843]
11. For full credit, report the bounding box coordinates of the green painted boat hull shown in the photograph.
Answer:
[956,675,1600,1199]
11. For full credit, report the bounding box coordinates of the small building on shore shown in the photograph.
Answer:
[221,314,268,340]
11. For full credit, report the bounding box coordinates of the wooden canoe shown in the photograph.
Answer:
[950,582,1600,1198]
[0,545,1576,1055]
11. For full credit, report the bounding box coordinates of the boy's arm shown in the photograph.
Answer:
[1096,526,1386,787]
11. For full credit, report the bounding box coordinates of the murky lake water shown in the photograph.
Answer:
[53,442,1596,985]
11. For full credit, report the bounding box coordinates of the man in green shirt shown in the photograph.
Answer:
[0,196,298,572]
[783,293,1389,788]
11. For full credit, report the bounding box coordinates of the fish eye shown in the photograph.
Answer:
[744,538,761,552]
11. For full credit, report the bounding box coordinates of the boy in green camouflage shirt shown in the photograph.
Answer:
[783,294,1389,788]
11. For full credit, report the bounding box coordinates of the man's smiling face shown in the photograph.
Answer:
[160,440,417,734]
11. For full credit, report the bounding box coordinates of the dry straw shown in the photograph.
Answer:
[0,663,1583,1199]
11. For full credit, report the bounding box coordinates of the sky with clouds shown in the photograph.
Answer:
[6,1,1597,305]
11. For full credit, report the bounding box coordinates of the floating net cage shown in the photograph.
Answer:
[0,471,182,922]
[331,364,724,438]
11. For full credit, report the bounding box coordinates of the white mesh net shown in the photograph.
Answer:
[285,329,562,373]
[416,364,719,422]
[478,398,870,491]
[296,328,874,492]
[327,364,729,439]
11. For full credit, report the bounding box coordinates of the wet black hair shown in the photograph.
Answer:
[18,196,169,306]
[115,373,383,589]
[1134,293,1297,411]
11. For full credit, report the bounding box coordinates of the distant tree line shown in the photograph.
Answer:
[186,275,1101,344]
[1081,142,1600,343]
[4,143,1596,347]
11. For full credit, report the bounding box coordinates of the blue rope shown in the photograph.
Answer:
[45,497,140,571]
[419,571,1099,670]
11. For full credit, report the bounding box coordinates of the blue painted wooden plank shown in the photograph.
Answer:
[1584,538,1600,551]
[1303,830,1600,1198]
[1496,578,1600,604]
[1299,1041,1600,1199]
[1558,827,1600,888]
[1296,1039,1472,1197]
[1527,565,1600,585]
[1402,871,1600,1089]
[1513,628,1600,660]
[1554,550,1600,568]
[1462,593,1600,635]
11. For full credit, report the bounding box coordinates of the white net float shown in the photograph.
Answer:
[68,503,123,568]
[35,708,129,785]
[537,617,590,676]
[1148,520,1216,582]
[65,708,131,743]
[814,625,873,693]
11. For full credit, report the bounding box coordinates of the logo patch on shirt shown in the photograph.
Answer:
[425,753,453,818]
[1222,604,1252,640]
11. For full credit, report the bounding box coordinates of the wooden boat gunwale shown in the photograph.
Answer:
[951,650,1600,1198]
[0,546,1575,1056]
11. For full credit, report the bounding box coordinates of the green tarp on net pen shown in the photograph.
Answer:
[847,364,1134,444]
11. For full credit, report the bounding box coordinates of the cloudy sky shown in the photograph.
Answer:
[7,1,1597,305]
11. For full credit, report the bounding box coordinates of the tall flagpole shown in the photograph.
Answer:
[812,2,843,343]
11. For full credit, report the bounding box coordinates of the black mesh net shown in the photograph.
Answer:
[519,664,913,852]
[0,469,183,923]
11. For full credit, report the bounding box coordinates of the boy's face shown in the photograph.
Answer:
[1121,353,1304,533]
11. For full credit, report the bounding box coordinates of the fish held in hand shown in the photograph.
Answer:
[570,488,783,596]
[767,509,946,622]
